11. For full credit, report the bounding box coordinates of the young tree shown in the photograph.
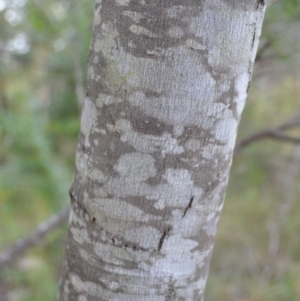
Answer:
[58,1,266,300]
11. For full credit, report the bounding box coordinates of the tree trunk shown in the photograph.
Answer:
[58,1,266,300]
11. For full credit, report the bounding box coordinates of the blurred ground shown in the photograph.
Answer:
[0,1,300,300]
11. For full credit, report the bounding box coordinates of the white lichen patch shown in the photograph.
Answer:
[124,226,161,249]
[153,199,166,210]
[80,98,97,148]
[89,197,160,223]
[185,39,205,50]
[115,0,130,6]
[87,66,95,80]
[234,72,249,115]
[93,3,102,26]
[87,168,108,184]
[167,26,184,38]
[129,24,159,38]
[202,212,220,236]
[78,249,95,264]
[192,246,214,270]
[216,75,231,94]
[185,138,202,151]
[107,282,120,291]
[69,274,101,296]
[70,208,86,228]
[93,56,99,64]
[165,169,193,186]
[150,254,196,278]
[122,10,143,23]
[201,143,223,160]
[75,151,88,175]
[103,174,203,211]
[94,21,119,54]
[202,101,232,121]
[93,187,108,198]
[195,278,208,297]
[93,242,130,265]
[161,234,198,255]
[115,152,157,183]
[166,6,185,18]
[84,213,90,222]
[95,93,123,108]
[94,40,102,53]
[93,27,133,78]
[96,276,121,293]
[170,208,206,237]
[173,124,184,137]
[188,1,259,77]
[213,118,238,149]
[70,227,91,245]
[128,41,137,48]
[126,52,217,126]
[145,48,165,57]
[79,295,87,301]
[63,280,69,295]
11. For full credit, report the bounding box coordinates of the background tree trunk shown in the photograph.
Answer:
[58,1,266,300]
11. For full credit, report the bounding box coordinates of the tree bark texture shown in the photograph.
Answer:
[58,1,266,300]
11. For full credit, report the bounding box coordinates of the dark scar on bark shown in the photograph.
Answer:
[182,197,194,219]
[158,227,171,251]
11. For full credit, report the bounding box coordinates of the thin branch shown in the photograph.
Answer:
[268,131,300,143]
[276,113,300,131]
[0,207,70,269]
[234,113,300,155]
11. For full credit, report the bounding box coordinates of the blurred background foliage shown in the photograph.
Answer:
[0,0,299,300]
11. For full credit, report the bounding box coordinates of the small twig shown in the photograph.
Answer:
[234,113,300,155]
[268,131,300,143]
[0,207,70,269]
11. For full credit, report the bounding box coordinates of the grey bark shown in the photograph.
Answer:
[58,1,266,300]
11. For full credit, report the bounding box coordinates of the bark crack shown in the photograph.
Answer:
[158,227,171,252]
[182,197,194,219]
[96,223,153,252]
[70,194,174,253]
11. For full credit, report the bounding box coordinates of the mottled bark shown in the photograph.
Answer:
[58,1,266,300]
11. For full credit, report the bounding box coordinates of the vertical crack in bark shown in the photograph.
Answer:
[182,197,194,219]
[158,227,171,251]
